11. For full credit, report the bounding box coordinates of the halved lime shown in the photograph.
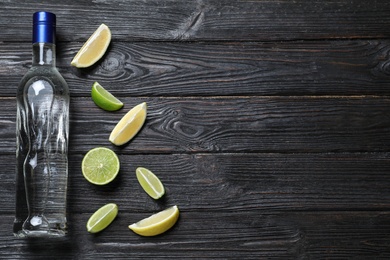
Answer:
[91,81,123,111]
[136,167,165,199]
[87,203,118,233]
[129,205,179,236]
[81,147,120,185]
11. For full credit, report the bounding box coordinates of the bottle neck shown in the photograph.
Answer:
[32,42,56,67]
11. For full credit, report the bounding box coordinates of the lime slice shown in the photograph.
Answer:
[71,24,111,68]
[87,203,118,233]
[81,147,120,185]
[129,205,179,236]
[91,82,123,111]
[136,167,165,199]
[109,102,147,146]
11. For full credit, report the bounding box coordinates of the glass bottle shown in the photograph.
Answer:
[14,11,69,238]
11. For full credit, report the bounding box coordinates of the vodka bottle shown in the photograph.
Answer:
[14,11,69,238]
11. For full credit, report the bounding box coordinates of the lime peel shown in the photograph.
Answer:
[91,81,123,111]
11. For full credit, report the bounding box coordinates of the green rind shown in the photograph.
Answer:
[91,82,124,111]
[136,167,165,199]
[87,203,118,233]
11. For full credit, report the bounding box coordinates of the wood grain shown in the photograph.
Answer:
[1,0,390,41]
[1,212,389,259]
[2,152,390,257]
[67,96,390,153]
[1,153,389,213]
[2,40,390,97]
[1,96,389,153]
[1,0,390,258]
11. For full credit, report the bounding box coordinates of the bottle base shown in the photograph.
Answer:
[14,229,67,238]
[14,215,67,238]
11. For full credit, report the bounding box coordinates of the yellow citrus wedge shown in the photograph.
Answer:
[86,203,118,233]
[129,205,179,236]
[109,102,147,146]
[136,167,165,199]
[71,23,111,68]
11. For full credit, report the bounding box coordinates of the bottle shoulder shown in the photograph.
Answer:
[21,66,66,81]
[18,67,69,96]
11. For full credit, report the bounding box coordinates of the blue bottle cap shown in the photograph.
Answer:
[33,11,56,44]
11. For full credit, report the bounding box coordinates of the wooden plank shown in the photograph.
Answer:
[70,96,390,153]
[1,96,390,153]
[68,152,390,212]
[1,0,390,41]
[2,212,390,258]
[2,40,390,97]
[2,153,390,213]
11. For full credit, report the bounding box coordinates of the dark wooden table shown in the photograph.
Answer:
[1,0,390,259]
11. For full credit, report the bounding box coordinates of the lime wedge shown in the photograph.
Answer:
[91,81,123,111]
[81,147,120,185]
[109,102,147,146]
[129,205,179,236]
[71,23,111,68]
[136,167,165,199]
[87,203,118,233]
